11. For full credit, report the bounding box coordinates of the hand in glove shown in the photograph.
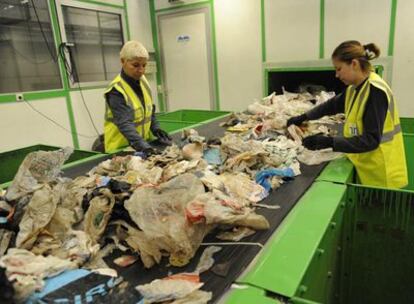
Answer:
[153,128,172,145]
[287,114,307,127]
[143,147,160,157]
[302,134,334,150]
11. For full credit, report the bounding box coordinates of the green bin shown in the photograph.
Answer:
[0,144,102,185]
[158,120,198,133]
[401,117,414,134]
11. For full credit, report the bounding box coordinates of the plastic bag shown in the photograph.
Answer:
[6,147,73,201]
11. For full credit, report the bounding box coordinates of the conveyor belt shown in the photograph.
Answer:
[58,117,326,303]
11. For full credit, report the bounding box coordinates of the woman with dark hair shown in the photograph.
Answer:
[287,40,407,188]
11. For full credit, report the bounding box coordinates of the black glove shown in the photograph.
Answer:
[143,147,160,157]
[153,128,172,145]
[287,114,308,127]
[302,134,334,150]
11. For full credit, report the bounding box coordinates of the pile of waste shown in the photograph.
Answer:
[0,89,344,303]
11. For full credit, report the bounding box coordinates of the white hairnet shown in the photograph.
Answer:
[120,40,149,60]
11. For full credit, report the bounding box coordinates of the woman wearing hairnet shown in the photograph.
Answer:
[104,40,171,155]
[287,40,407,188]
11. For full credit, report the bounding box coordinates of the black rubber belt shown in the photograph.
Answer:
[61,117,326,303]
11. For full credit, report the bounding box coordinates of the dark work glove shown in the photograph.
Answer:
[153,128,172,145]
[287,114,308,127]
[143,147,161,157]
[302,134,334,150]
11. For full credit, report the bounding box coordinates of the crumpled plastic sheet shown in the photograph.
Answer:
[297,148,344,165]
[169,290,212,304]
[6,147,73,201]
[113,220,164,268]
[126,156,163,184]
[219,172,268,205]
[136,273,204,304]
[186,192,269,230]
[90,156,130,177]
[195,170,225,192]
[0,248,75,302]
[220,133,266,156]
[136,245,220,304]
[125,173,211,267]
[182,142,204,160]
[181,129,205,144]
[287,124,304,143]
[216,226,255,241]
[16,184,59,249]
[223,150,265,173]
[194,246,221,274]
[84,188,115,244]
[162,159,205,181]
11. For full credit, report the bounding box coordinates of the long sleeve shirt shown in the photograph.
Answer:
[105,70,160,151]
[306,79,389,153]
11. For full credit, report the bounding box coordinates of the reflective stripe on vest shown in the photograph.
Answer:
[343,72,408,188]
[369,78,401,143]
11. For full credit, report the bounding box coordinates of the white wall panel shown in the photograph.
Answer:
[391,0,414,117]
[70,89,105,150]
[325,0,391,57]
[215,0,262,110]
[0,98,73,152]
[127,0,154,51]
[265,0,320,62]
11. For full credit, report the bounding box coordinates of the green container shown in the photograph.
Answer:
[339,185,414,304]
[156,109,230,123]
[401,117,414,134]
[158,120,198,133]
[0,144,101,185]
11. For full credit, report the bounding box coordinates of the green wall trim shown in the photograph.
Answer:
[23,90,66,100]
[154,1,210,13]
[149,0,166,112]
[69,85,106,91]
[49,0,79,148]
[0,95,18,103]
[388,0,397,56]
[261,0,266,62]
[123,0,131,40]
[319,0,325,59]
[210,0,221,110]
[64,92,80,148]
[72,0,123,9]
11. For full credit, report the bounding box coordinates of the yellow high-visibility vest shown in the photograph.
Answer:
[344,72,408,188]
[104,74,153,152]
